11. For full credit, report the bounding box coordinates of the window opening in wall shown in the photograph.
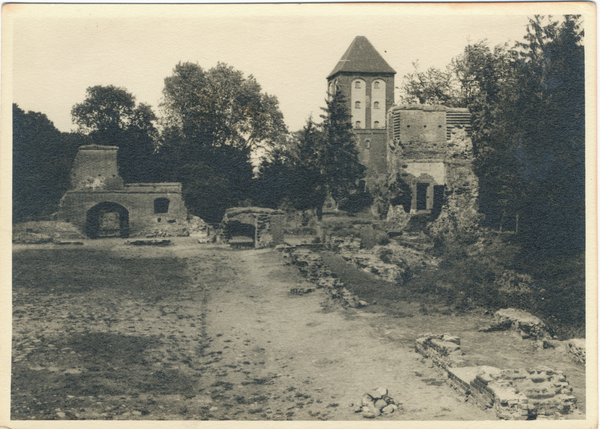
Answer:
[355,121,361,129]
[355,81,361,89]
[355,101,361,109]
[154,198,170,214]
[374,121,380,128]
[365,139,371,149]
[416,183,429,211]
[374,81,380,89]
[374,101,380,109]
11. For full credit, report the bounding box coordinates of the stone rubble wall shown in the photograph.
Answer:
[565,339,586,365]
[280,246,367,309]
[416,334,579,420]
[493,308,550,341]
[415,334,464,369]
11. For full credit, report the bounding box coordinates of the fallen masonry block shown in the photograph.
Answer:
[418,334,579,420]
[490,308,550,341]
[565,339,586,365]
[415,333,465,369]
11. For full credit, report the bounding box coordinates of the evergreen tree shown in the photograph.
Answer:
[316,89,366,218]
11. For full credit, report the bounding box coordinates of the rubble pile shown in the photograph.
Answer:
[352,387,399,418]
[416,333,579,420]
[280,247,367,308]
[330,236,436,284]
[565,339,585,365]
[144,216,209,238]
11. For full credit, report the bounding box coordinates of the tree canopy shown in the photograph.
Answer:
[71,85,159,183]
[160,62,287,152]
[156,62,288,222]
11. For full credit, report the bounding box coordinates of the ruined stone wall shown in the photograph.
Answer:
[57,185,187,237]
[56,145,187,238]
[69,145,124,190]
[385,105,477,218]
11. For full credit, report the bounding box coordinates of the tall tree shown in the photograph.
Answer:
[158,62,288,222]
[160,62,287,152]
[317,89,366,218]
[71,85,159,183]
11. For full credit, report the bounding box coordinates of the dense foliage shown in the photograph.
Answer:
[71,85,159,183]
[400,15,585,257]
[156,62,287,222]
[13,104,82,221]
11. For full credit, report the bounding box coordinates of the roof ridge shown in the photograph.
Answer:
[327,36,396,79]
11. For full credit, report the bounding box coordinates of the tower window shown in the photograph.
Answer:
[355,81,361,89]
[355,101,361,109]
[365,139,371,149]
[374,101,380,109]
[355,121,361,129]
[374,81,380,89]
[374,121,380,128]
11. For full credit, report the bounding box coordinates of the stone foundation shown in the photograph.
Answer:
[416,334,579,420]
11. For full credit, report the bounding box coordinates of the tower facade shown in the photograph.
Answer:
[327,36,396,183]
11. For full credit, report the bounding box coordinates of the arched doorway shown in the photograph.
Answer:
[86,202,129,238]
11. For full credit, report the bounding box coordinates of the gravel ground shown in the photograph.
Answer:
[11,238,585,421]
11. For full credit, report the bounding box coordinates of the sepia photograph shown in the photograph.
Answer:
[1,2,596,426]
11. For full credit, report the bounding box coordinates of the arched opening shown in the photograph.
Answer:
[86,202,129,239]
[154,197,170,214]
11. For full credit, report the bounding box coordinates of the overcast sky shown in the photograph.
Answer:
[7,3,586,134]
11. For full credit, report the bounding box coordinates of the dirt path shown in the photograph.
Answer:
[165,242,495,420]
[12,239,583,421]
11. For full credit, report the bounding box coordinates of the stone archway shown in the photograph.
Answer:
[86,202,129,239]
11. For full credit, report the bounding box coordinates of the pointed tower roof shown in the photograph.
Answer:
[327,36,396,79]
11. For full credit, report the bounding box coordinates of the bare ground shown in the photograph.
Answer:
[11,238,585,420]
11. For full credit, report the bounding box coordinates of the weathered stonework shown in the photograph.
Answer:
[416,334,579,420]
[221,207,285,249]
[493,308,550,341]
[415,333,465,369]
[565,339,586,365]
[56,145,186,238]
[386,105,477,220]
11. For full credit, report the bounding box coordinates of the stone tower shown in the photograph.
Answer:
[327,36,396,185]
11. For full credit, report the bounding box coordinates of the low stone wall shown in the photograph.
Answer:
[415,334,464,369]
[416,334,579,420]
